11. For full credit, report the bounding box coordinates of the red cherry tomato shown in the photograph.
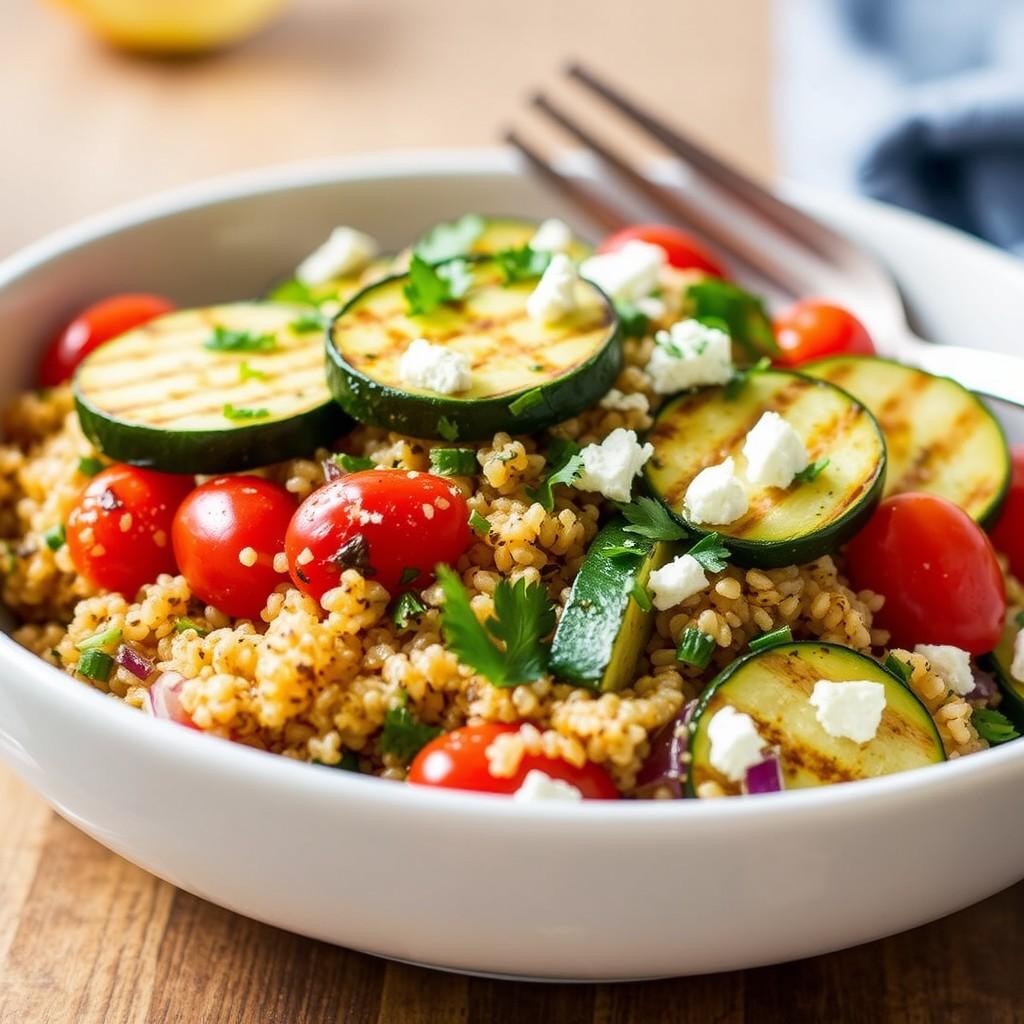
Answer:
[286,470,472,599]
[67,464,193,597]
[989,445,1024,581]
[408,723,619,799]
[172,477,296,620]
[773,299,875,366]
[39,293,175,387]
[598,223,726,277]
[845,493,1006,653]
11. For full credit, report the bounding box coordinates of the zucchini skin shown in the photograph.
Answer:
[326,260,622,441]
[979,619,1024,731]
[549,520,673,691]
[802,354,1010,527]
[687,641,945,796]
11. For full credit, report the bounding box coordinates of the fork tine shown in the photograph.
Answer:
[566,62,842,261]
[530,92,808,296]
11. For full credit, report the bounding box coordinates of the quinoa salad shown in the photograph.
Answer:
[4,213,1024,801]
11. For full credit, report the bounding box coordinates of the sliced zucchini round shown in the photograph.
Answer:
[688,642,945,796]
[549,520,673,691]
[979,617,1024,730]
[327,257,622,441]
[74,302,348,474]
[268,256,394,309]
[803,355,1010,526]
[414,214,592,264]
[644,369,886,567]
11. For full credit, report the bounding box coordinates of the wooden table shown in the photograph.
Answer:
[2,1,1021,1020]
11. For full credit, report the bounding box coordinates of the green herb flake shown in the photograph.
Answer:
[685,279,778,358]
[77,456,105,478]
[436,416,460,442]
[238,360,268,382]
[414,213,487,264]
[629,580,653,613]
[972,707,1021,745]
[393,591,427,629]
[437,565,555,687]
[204,325,277,353]
[884,653,913,686]
[527,439,584,513]
[618,496,688,542]
[749,625,793,653]
[686,532,730,573]
[333,452,375,473]
[75,626,123,652]
[615,301,651,339]
[794,457,830,484]
[429,448,478,477]
[379,699,443,762]
[676,627,716,669]
[399,567,421,586]
[723,356,772,400]
[1015,610,1024,629]
[508,387,544,417]
[174,617,210,637]
[468,509,491,537]
[404,254,472,316]
[494,245,551,284]
[290,313,324,334]
[269,278,319,306]
[43,524,66,552]
[223,403,271,421]
[338,749,361,772]
[78,648,114,682]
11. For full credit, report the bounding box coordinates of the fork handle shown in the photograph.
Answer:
[892,333,1024,409]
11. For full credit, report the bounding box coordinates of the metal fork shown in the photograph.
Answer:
[506,63,1024,408]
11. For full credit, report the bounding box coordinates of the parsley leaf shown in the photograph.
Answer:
[223,404,270,421]
[494,245,551,284]
[429,448,478,477]
[204,326,277,353]
[393,591,426,628]
[508,387,544,417]
[615,301,651,339]
[618,496,687,541]
[269,278,319,306]
[379,697,443,762]
[333,452,375,473]
[468,509,491,537]
[437,565,555,687]
[414,213,486,264]
[238,360,267,382]
[290,313,325,333]
[685,279,778,358]
[437,416,460,441]
[676,627,715,669]
[794,457,830,484]
[972,707,1021,745]
[748,625,793,652]
[404,255,473,316]
[686,532,730,573]
[527,439,584,512]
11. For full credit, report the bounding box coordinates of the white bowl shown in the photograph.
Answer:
[0,150,1022,982]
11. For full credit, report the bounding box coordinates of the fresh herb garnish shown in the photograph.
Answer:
[972,707,1021,745]
[269,278,319,306]
[527,438,584,513]
[174,617,210,637]
[379,692,443,761]
[685,279,778,358]
[403,254,473,315]
[1015,610,1024,629]
[290,313,324,333]
[618,496,688,541]
[437,565,555,687]
[204,326,277,353]
[399,567,421,587]
[332,534,375,576]
[615,301,651,339]
[429,448,478,477]
[76,626,123,651]
[333,452,375,473]
[723,356,772,400]
[602,541,645,564]
[393,591,426,629]
[468,509,491,537]
[686,532,730,573]
[78,648,114,682]
[437,416,460,441]
[629,580,654,612]
[238,360,267,382]
[749,625,793,652]
[338,749,361,772]
[413,213,486,264]
[77,456,105,478]
[494,245,551,284]
[794,458,830,484]
[223,404,270,421]
[884,653,912,686]
[508,387,544,417]
[43,524,65,552]
[677,627,716,669]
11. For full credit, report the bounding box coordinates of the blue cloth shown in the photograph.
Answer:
[777,0,1024,255]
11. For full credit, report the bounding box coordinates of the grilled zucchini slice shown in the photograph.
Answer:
[688,642,945,796]
[644,369,886,567]
[74,302,348,474]
[327,256,621,440]
[549,520,673,691]
[979,617,1024,731]
[414,215,591,264]
[803,355,1009,525]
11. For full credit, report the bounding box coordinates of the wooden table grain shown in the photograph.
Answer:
[1,1,1022,1021]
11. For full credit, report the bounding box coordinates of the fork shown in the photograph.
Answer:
[506,63,1024,408]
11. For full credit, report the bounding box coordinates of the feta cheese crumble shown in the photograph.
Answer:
[397,338,472,396]
[809,680,887,744]
[528,218,574,253]
[684,457,749,526]
[914,644,975,696]
[575,428,654,503]
[599,388,650,414]
[295,226,378,286]
[707,706,767,783]
[645,319,733,394]
[526,253,580,324]
[579,240,665,303]
[647,553,709,610]
[1012,629,1024,684]
[742,411,809,489]
[512,769,583,802]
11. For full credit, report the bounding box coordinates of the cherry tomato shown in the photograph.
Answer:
[286,470,472,598]
[598,223,726,277]
[172,477,296,620]
[989,445,1024,581]
[39,293,175,387]
[408,723,620,799]
[773,299,875,366]
[845,493,1006,653]
[67,464,193,596]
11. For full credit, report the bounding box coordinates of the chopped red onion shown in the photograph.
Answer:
[969,665,998,703]
[116,644,153,681]
[142,672,198,730]
[634,700,698,798]
[322,457,343,482]
[744,751,784,795]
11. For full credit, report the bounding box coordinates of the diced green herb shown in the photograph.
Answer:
[78,648,114,682]
[223,404,270,421]
[685,279,778,358]
[468,509,491,537]
[290,313,325,333]
[174,617,210,637]
[618,496,688,541]
[379,695,443,762]
[338,749,361,772]
[686,532,730,573]
[414,213,486,264]
[884,653,913,686]
[403,254,472,315]
[749,625,793,652]
[43,524,66,552]
[1015,610,1024,629]
[204,325,277,353]
[77,456,105,478]
[399,567,421,586]
[615,301,651,339]
[972,707,1021,745]
[437,565,555,687]
[794,458,830,484]
[75,626,123,652]
[429,448,478,477]
[527,439,584,512]
[629,580,653,612]
[437,416,460,441]
[494,245,551,284]
[676,627,716,669]
[269,278,319,306]
[723,356,772,400]
[238,360,268,382]
[393,591,426,629]
[508,387,544,417]
[333,452,375,473]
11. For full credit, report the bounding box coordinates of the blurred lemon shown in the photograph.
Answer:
[51,0,289,54]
